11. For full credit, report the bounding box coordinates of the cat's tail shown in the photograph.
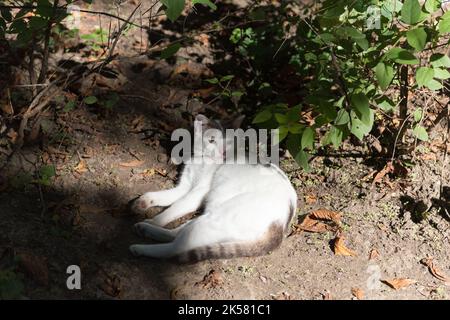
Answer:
[172,223,284,263]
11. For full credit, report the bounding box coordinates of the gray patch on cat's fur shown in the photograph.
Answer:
[172,222,284,264]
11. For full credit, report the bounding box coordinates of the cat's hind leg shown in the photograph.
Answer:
[129,243,175,259]
[134,220,191,242]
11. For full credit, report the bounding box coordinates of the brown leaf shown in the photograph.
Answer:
[369,248,380,261]
[98,274,122,298]
[333,235,357,257]
[74,160,88,173]
[195,269,223,289]
[119,159,144,168]
[304,194,317,204]
[295,209,342,234]
[382,278,416,290]
[373,161,394,184]
[17,251,49,286]
[351,287,364,300]
[193,87,215,99]
[420,258,450,283]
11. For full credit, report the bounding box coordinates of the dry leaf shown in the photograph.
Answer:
[351,287,364,300]
[99,275,122,298]
[195,269,223,289]
[420,258,450,283]
[295,209,342,234]
[304,194,317,204]
[382,278,416,290]
[74,160,88,173]
[373,161,393,184]
[333,235,357,257]
[369,248,380,261]
[119,159,144,168]
[17,251,49,286]
[194,87,215,99]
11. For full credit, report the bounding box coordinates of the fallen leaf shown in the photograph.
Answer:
[74,160,88,173]
[195,33,210,46]
[98,273,122,298]
[369,248,380,260]
[119,159,144,168]
[351,287,364,300]
[333,235,357,257]
[17,251,49,286]
[420,258,450,283]
[304,194,317,204]
[382,278,416,290]
[294,208,342,234]
[195,269,223,289]
[373,161,394,184]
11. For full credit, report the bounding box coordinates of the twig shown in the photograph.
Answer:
[37,0,59,84]
[391,113,413,161]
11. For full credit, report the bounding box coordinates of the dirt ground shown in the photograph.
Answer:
[1,0,450,300]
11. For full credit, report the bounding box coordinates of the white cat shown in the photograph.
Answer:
[129,114,297,263]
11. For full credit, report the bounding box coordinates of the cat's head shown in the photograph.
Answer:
[193,114,245,161]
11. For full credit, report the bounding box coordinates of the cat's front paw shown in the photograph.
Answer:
[131,194,155,214]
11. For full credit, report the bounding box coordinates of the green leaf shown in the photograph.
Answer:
[375,62,394,90]
[301,127,314,150]
[36,0,53,18]
[413,108,423,122]
[386,48,419,64]
[376,96,396,112]
[401,0,422,24]
[160,43,181,59]
[406,28,427,51]
[425,0,441,13]
[413,125,428,141]
[286,105,301,122]
[433,67,450,79]
[84,96,97,105]
[253,109,272,124]
[288,123,303,134]
[350,110,373,140]
[438,16,450,34]
[220,75,234,82]
[161,0,186,22]
[275,126,289,143]
[63,100,76,112]
[335,109,350,125]
[430,53,450,68]
[205,77,219,84]
[29,16,48,31]
[192,0,217,10]
[425,79,443,90]
[294,150,310,171]
[328,126,344,148]
[416,67,434,87]
[39,164,56,180]
[1,7,13,22]
[275,113,288,124]
[351,93,371,126]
